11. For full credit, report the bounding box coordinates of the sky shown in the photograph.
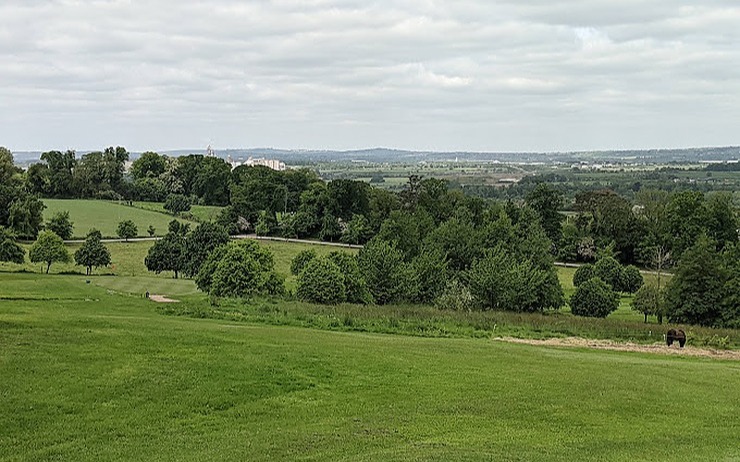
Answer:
[2,0,740,153]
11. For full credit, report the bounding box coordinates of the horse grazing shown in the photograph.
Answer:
[666,329,686,348]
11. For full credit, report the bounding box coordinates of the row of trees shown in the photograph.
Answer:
[0,227,111,275]
[25,148,233,207]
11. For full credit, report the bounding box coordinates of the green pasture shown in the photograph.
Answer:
[1,272,738,461]
[42,199,197,238]
[132,201,223,222]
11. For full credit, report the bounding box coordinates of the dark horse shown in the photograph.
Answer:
[666,329,686,348]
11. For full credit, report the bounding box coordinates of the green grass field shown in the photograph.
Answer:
[132,201,223,222]
[42,199,197,238]
[1,272,738,461]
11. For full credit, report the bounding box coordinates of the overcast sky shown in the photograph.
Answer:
[2,1,739,153]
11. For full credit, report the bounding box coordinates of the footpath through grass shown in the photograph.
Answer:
[42,199,197,238]
[1,273,739,461]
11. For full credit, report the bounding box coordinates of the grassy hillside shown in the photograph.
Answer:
[42,199,197,238]
[0,273,738,461]
[133,201,223,222]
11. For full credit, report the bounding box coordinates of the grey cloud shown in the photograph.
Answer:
[1,0,739,152]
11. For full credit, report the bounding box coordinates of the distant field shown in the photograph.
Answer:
[1,272,738,461]
[133,201,223,222]
[42,199,197,238]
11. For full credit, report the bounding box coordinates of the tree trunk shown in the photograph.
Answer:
[644,313,648,323]
[46,262,51,274]
[174,270,178,279]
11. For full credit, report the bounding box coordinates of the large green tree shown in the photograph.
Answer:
[29,230,70,273]
[526,183,564,246]
[46,211,74,240]
[665,235,726,327]
[74,229,111,275]
[0,226,25,264]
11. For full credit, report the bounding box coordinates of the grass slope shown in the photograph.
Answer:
[132,201,224,222]
[42,199,197,238]
[0,273,738,461]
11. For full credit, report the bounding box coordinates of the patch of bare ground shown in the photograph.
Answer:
[149,295,179,303]
[495,337,740,360]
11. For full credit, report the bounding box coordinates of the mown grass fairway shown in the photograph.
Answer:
[0,273,738,461]
[42,199,197,238]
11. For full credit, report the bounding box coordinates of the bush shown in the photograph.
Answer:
[296,257,347,305]
[434,279,474,312]
[0,227,25,264]
[290,249,317,275]
[573,263,595,287]
[570,277,619,318]
[620,265,644,293]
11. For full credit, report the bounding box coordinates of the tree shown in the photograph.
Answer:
[327,251,373,304]
[163,194,191,215]
[341,214,372,245]
[593,256,623,290]
[409,248,449,304]
[255,211,276,236]
[74,229,111,275]
[29,230,70,273]
[631,284,664,323]
[665,191,708,259]
[46,211,74,240]
[573,264,596,287]
[357,239,409,305]
[296,257,347,305]
[665,235,725,327]
[182,222,230,277]
[117,220,138,241]
[144,230,186,279]
[8,195,45,239]
[40,150,76,198]
[525,183,564,246]
[569,277,619,318]
[319,213,342,242]
[291,249,317,275]
[0,226,25,264]
[131,151,167,180]
[620,265,644,294]
[200,240,283,297]
[147,225,156,237]
[468,246,563,312]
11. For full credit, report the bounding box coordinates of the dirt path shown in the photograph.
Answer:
[149,295,179,303]
[495,337,740,360]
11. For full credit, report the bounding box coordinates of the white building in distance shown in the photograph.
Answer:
[227,155,286,171]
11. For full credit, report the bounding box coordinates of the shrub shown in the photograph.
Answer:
[434,279,474,312]
[290,249,317,275]
[296,257,347,305]
[573,263,595,287]
[570,277,619,318]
